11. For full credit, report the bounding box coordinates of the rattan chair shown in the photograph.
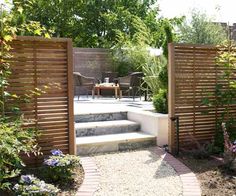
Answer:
[73,72,96,99]
[118,72,144,100]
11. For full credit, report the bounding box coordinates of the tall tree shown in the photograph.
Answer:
[179,10,227,45]
[12,0,179,48]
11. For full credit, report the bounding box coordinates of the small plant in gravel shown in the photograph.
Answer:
[43,149,81,184]
[13,175,59,195]
[180,133,218,159]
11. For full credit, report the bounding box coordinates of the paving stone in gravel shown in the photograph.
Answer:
[93,148,183,196]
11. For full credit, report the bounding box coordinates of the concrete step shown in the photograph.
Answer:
[75,111,127,123]
[76,132,156,155]
[75,120,140,137]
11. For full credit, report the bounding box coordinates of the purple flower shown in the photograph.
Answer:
[21,175,33,184]
[50,149,63,156]
[233,140,236,145]
[44,159,59,166]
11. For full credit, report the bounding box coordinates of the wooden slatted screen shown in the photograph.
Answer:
[168,43,236,152]
[73,48,112,78]
[6,36,75,164]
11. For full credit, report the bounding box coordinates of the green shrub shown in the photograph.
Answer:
[142,55,167,95]
[111,43,149,76]
[42,149,81,184]
[153,89,168,114]
[13,175,59,195]
[158,63,168,89]
[0,118,39,190]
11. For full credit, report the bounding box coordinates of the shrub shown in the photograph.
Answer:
[13,175,59,195]
[153,89,168,114]
[43,149,81,184]
[0,118,39,190]
[111,43,150,76]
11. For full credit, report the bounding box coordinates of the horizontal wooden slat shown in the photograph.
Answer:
[169,43,236,152]
[5,36,73,165]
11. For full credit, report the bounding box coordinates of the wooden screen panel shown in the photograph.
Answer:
[168,43,236,152]
[6,36,75,165]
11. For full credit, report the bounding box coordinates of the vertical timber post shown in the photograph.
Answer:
[168,43,176,153]
[67,39,75,155]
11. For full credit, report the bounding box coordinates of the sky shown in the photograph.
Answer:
[159,0,236,25]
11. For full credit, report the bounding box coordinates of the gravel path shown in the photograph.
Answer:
[93,148,183,196]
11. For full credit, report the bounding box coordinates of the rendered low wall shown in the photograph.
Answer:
[127,111,168,147]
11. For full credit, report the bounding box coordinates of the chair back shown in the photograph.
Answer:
[73,72,83,86]
[130,72,144,87]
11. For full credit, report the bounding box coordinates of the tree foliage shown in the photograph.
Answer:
[179,10,227,45]
[13,0,182,48]
[1,1,50,118]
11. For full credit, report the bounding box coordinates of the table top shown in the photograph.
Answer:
[94,83,119,89]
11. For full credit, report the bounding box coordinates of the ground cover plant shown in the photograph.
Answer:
[20,150,84,195]
[42,149,81,184]
[13,175,59,195]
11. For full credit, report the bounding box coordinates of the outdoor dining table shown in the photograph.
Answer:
[93,83,122,99]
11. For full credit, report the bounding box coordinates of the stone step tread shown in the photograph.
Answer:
[76,132,155,146]
[75,120,139,129]
[75,111,128,116]
[75,111,127,123]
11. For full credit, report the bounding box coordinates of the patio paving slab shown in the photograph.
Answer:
[74,96,154,115]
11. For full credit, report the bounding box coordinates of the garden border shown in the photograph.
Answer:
[152,147,201,196]
[76,157,100,196]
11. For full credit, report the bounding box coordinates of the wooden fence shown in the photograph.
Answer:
[73,48,113,94]
[73,48,112,78]
[168,43,236,152]
[7,36,75,164]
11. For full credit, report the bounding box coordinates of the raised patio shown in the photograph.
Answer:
[74,96,168,155]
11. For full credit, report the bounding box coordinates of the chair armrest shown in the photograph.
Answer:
[81,76,96,85]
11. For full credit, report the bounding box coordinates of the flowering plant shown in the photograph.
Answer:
[43,149,81,183]
[13,175,59,195]
[233,140,236,153]
[223,123,236,170]
[224,128,236,155]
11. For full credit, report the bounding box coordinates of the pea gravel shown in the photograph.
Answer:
[93,148,183,196]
